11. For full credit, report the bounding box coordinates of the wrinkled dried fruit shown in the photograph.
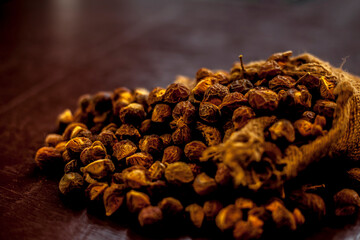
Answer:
[269,119,295,142]
[158,197,184,216]
[172,124,192,145]
[185,203,204,228]
[115,124,141,142]
[258,60,282,79]
[113,140,137,161]
[160,133,172,148]
[193,172,217,196]
[184,141,207,162]
[97,130,117,151]
[122,166,150,188]
[294,119,313,137]
[80,141,107,165]
[152,104,172,123]
[196,122,222,146]
[103,183,126,216]
[333,189,360,217]
[203,200,223,221]
[165,162,194,185]
[196,68,213,81]
[126,190,151,213]
[192,77,217,100]
[247,88,278,112]
[293,208,305,226]
[139,135,164,156]
[138,206,163,227]
[119,103,146,124]
[233,219,263,240]
[59,172,84,195]
[235,198,255,210]
[148,161,166,180]
[296,73,320,91]
[229,79,253,94]
[268,75,295,91]
[162,145,182,164]
[64,159,79,173]
[289,192,326,221]
[215,163,232,186]
[35,147,62,169]
[70,126,92,139]
[313,100,337,118]
[219,92,247,117]
[216,204,243,231]
[85,182,109,201]
[66,137,92,157]
[164,83,190,104]
[126,152,154,168]
[172,101,196,124]
[203,83,230,106]
[199,102,220,123]
[45,134,64,147]
[232,106,256,130]
[148,87,166,106]
[82,159,115,179]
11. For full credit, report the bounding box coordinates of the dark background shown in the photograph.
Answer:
[0,0,360,239]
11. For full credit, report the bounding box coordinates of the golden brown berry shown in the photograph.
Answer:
[80,141,107,165]
[313,100,337,118]
[162,146,183,164]
[119,103,146,124]
[184,141,207,162]
[59,172,84,195]
[216,204,243,231]
[203,200,223,221]
[196,122,222,146]
[247,88,279,112]
[65,137,92,157]
[219,92,248,117]
[193,172,217,196]
[138,206,163,227]
[199,102,221,123]
[232,106,256,130]
[103,183,126,216]
[126,190,151,213]
[165,162,194,185]
[45,134,64,147]
[113,140,137,161]
[148,161,166,180]
[258,60,282,79]
[158,197,184,216]
[35,147,62,169]
[269,119,295,142]
[228,79,253,94]
[185,204,205,228]
[126,152,154,168]
[139,135,164,156]
[122,166,150,189]
[115,124,141,142]
[196,68,213,81]
[164,83,190,104]
[172,101,196,124]
[203,83,230,106]
[147,87,166,106]
[151,104,172,123]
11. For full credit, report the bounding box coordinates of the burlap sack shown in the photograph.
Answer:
[202,53,360,191]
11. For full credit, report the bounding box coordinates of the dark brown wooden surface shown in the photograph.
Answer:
[1,0,360,239]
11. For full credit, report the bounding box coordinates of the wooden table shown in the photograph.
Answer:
[1,0,360,239]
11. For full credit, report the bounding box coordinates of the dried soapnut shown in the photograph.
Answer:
[82,159,115,179]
